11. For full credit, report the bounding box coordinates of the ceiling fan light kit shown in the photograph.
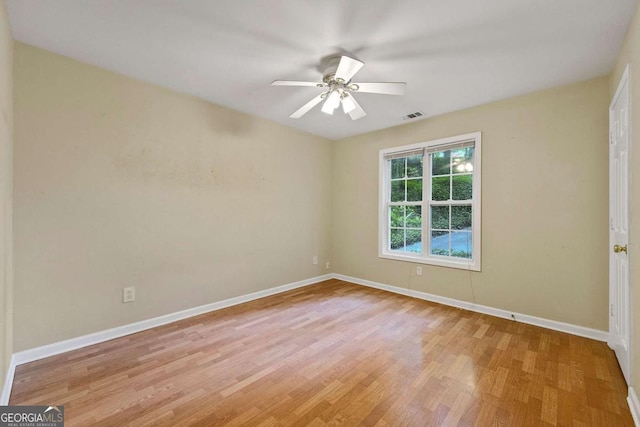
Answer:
[321,89,341,114]
[341,93,356,114]
[272,55,406,120]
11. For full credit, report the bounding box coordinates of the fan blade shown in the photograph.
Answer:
[272,80,322,87]
[347,95,366,120]
[289,93,325,118]
[335,56,364,82]
[353,82,406,95]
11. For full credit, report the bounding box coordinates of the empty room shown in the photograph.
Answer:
[0,0,639,426]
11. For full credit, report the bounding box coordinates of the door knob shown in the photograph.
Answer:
[614,244,628,254]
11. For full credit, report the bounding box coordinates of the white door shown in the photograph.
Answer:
[609,65,631,384]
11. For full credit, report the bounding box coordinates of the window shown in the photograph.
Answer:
[379,132,481,271]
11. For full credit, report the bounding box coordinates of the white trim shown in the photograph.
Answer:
[629,387,640,427]
[612,65,630,107]
[11,274,332,366]
[334,274,608,342]
[0,355,16,405]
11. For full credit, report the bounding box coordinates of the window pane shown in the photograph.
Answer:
[432,150,450,175]
[431,176,450,201]
[452,147,474,174]
[406,206,422,228]
[391,180,405,202]
[406,178,423,201]
[391,158,405,179]
[407,155,423,178]
[452,175,472,200]
[390,206,404,227]
[406,230,422,253]
[431,231,449,256]
[431,206,449,229]
[451,231,472,258]
[390,228,404,250]
[451,205,472,230]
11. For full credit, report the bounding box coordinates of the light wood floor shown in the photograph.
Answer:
[10,279,633,426]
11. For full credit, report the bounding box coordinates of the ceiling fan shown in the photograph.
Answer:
[271,55,406,120]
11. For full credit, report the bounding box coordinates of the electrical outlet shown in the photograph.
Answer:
[123,287,135,303]
[416,266,423,276]
[313,255,318,265]
[326,261,331,269]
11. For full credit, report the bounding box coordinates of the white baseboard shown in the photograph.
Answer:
[334,274,609,342]
[1,355,16,405]
[629,387,640,427]
[11,274,333,368]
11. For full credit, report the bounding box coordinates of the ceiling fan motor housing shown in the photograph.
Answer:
[322,56,345,85]
[322,58,360,93]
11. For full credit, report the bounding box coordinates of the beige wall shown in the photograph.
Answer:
[611,0,640,397]
[13,43,333,351]
[333,77,610,330]
[0,0,13,389]
[12,37,614,355]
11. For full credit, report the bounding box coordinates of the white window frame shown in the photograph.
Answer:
[378,132,481,271]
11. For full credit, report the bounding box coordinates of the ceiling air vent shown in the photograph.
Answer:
[402,111,423,120]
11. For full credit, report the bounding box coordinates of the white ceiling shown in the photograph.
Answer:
[6,0,638,140]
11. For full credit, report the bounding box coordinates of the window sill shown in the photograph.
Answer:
[379,251,481,271]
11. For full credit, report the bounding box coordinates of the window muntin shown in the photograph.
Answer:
[379,133,481,271]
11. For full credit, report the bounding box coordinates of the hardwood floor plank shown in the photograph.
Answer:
[541,386,558,425]
[9,279,634,426]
